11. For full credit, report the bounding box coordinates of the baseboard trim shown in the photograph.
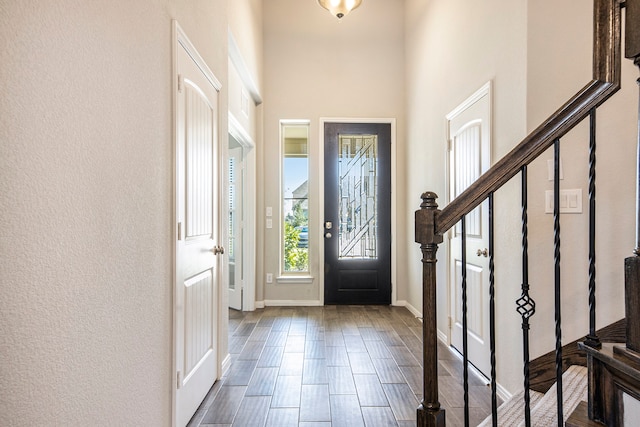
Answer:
[254,300,265,309]
[263,299,323,307]
[440,335,512,402]
[395,300,423,319]
[437,329,448,344]
[220,353,232,378]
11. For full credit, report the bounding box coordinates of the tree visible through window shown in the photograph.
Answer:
[282,122,309,273]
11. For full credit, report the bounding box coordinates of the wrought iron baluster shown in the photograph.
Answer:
[585,109,601,349]
[517,165,535,427]
[489,193,498,427]
[553,138,564,427]
[461,215,470,427]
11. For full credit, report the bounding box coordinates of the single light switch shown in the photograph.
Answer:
[266,206,273,217]
[266,218,273,229]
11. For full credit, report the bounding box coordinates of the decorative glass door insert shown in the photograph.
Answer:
[338,134,378,259]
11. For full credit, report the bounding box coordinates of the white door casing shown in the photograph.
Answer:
[447,82,492,377]
[228,143,243,311]
[173,22,223,427]
[228,113,256,311]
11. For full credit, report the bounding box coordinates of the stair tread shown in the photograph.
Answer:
[527,365,588,427]
[478,365,587,427]
[477,389,544,427]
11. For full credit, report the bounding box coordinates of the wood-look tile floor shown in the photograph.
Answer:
[187,305,496,427]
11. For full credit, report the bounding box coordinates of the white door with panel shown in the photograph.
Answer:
[448,83,492,377]
[174,24,223,427]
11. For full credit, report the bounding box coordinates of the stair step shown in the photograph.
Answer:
[478,365,588,426]
[527,365,588,426]
[477,389,544,427]
[566,401,606,427]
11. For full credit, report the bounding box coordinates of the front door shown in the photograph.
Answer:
[447,83,491,377]
[174,25,221,427]
[323,122,391,305]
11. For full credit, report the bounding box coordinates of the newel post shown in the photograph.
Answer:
[415,192,445,427]
[628,0,640,353]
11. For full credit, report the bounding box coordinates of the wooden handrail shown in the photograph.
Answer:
[434,0,621,236]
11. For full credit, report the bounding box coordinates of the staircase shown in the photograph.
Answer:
[414,0,640,426]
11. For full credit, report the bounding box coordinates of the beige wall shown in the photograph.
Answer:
[0,0,228,424]
[525,0,637,365]
[403,0,637,396]
[228,0,263,309]
[261,0,405,304]
[228,0,263,95]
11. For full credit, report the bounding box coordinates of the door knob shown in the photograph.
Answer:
[325,232,332,239]
[476,248,488,257]
[212,245,225,255]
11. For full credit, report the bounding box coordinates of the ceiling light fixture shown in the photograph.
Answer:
[317,0,362,19]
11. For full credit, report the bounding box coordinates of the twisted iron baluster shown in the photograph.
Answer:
[489,193,498,427]
[517,165,536,427]
[461,215,470,427]
[585,109,601,349]
[553,138,564,427]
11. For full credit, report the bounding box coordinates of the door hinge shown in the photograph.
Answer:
[177,222,182,241]
[178,74,183,93]
[448,316,452,330]
[177,371,182,389]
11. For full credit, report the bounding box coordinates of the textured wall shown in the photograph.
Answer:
[0,0,227,424]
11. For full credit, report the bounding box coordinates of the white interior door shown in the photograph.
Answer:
[228,141,243,311]
[174,23,222,427]
[447,83,492,377]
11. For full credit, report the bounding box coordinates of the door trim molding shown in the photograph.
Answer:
[229,112,257,311]
[318,117,397,306]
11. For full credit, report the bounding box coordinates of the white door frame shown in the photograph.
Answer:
[318,117,397,306]
[172,21,224,427]
[228,113,257,311]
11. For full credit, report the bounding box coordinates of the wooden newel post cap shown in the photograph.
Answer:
[415,192,443,245]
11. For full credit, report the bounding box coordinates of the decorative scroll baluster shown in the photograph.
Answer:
[585,109,601,349]
[461,216,470,427]
[553,138,564,427]
[517,165,535,427]
[415,192,445,427]
[489,193,498,427]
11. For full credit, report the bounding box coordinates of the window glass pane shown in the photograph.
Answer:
[282,123,309,273]
[338,134,377,259]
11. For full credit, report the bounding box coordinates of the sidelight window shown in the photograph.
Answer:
[281,121,310,273]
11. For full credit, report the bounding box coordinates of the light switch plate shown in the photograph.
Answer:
[545,189,582,213]
[266,206,273,217]
[266,218,273,228]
